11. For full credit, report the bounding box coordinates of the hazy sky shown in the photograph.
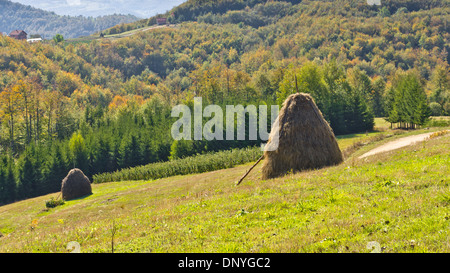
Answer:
[10,0,187,18]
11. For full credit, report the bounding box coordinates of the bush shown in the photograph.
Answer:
[426,118,450,127]
[45,197,65,208]
[429,102,443,116]
[93,146,263,184]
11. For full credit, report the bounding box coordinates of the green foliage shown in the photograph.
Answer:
[69,132,89,171]
[169,140,195,160]
[277,62,374,135]
[170,0,302,24]
[53,34,64,43]
[93,146,262,184]
[429,102,442,116]
[386,71,431,128]
[379,6,391,17]
[45,197,65,208]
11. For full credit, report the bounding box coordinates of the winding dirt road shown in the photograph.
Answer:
[359,132,436,159]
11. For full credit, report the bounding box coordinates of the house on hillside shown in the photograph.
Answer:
[9,30,27,40]
[156,18,167,25]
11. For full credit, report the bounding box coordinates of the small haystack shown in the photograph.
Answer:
[261,93,343,179]
[61,168,92,200]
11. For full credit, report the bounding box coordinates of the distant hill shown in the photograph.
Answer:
[10,0,187,18]
[102,0,303,35]
[0,0,140,39]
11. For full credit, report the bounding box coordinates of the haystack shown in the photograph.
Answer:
[61,168,92,200]
[261,93,343,179]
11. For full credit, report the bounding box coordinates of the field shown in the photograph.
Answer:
[0,122,449,253]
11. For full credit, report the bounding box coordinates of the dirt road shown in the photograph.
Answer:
[106,24,177,39]
[359,132,436,159]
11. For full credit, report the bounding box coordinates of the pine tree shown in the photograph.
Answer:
[43,143,68,194]
[69,132,89,173]
[388,71,431,129]
[0,161,6,204]
[384,87,399,127]
[17,151,36,200]
[93,136,113,174]
[4,158,16,204]
[118,134,142,169]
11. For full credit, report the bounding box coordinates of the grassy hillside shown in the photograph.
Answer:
[1,0,449,206]
[0,124,449,253]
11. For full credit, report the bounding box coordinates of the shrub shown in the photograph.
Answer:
[429,102,443,116]
[93,146,263,184]
[45,197,65,208]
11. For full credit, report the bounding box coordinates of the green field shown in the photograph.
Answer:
[0,125,449,253]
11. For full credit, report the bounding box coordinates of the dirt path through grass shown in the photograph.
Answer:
[359,132,436,159]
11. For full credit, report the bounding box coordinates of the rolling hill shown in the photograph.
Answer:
[0,0,140,39]
[10,0,187,18]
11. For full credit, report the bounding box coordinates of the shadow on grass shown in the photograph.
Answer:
[65,193,94,201]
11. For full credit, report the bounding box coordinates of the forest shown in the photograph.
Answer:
[0,0,139,39]
[0,0,449,205]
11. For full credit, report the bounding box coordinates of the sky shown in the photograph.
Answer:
[10,0,187,18]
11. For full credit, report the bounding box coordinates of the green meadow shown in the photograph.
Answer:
[0,121,449,253]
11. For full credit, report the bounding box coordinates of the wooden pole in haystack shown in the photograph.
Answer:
[236,155,264,186]
[236,75,298,186]
[236,76,299,186]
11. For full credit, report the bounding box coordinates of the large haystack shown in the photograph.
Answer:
[61,168,92,200]
[261,93,343,179]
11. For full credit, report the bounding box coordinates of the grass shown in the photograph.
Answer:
[0,125,449,253]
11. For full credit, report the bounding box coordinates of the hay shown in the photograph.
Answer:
[61,168,92,200]
[261,93,343,179]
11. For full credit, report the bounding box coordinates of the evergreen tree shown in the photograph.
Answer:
[4,158,16,204]
[92,135,113,174]
[371,77,386,117]
[42,143,68,194]
[118,134,142,169]
[17,151,36,200]
[384,87,399,126]
[387,71,431,128]
[0,160,6,204]
[169,139,195,160]
[69,132,89,173]
[344,88,374,133]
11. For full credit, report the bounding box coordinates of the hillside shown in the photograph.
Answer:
[0,0,139,39]
[0,127,449,253]
[100,0,448,35]
[10,0,187,18]
[0,0,449,209]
